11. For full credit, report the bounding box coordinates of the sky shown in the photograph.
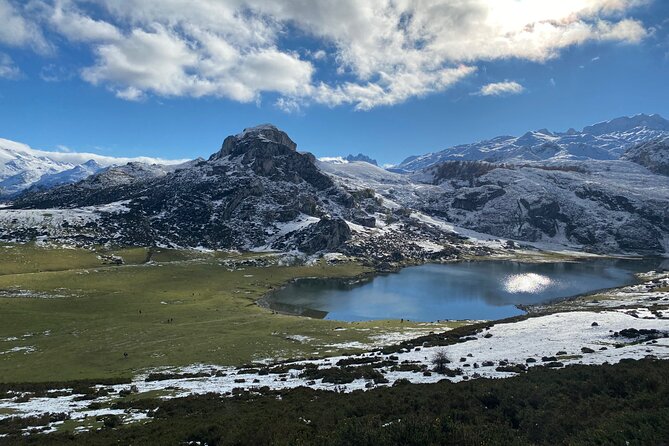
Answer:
[0,0,668,166]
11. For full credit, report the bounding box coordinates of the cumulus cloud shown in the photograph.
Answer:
[478,81,525,96]
[0,0,652,110]
[0,0,50,52]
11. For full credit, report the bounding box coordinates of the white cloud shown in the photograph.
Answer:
[0,0,50,53]
[49,2,121,42]
[313,65,477,110]
[311,50,327,61]
[275,97,302,113]
[39,64,75,82]
[82,25,313,102]
[0,0,652,110]
[0,53,20,79]
[478,81,525,96]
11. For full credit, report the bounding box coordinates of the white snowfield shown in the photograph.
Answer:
[1,305,667,433]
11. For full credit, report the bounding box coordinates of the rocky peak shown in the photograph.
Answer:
[208,124,332,189]
[216,124,297,158]
[345,153,378,165]
[81,159,102,169]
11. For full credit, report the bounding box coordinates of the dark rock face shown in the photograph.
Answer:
[615,219,664,254]
[452,185,506,211]
[351,210,376,228]
[294,218,352,255]
[519,198,563,238]
[430,161,500,184]
[575,185,635,213]
[622,137,669,176]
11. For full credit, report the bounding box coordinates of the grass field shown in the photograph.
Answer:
[0,244,460,383]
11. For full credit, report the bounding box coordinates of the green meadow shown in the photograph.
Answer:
[0,244,458,383]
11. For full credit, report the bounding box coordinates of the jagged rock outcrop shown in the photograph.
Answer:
[345,153,378,165]
[452,185,506,211]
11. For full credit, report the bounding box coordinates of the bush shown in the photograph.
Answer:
[3,359,669,446]
[431,350,451,373]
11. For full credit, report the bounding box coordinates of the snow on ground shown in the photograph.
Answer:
[0,200,132,233]
[1,306,667,429]
[528,273,669,313]
[0,346,36,355]
[251,214,320,252]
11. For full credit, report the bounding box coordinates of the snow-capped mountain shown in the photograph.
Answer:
[6,126,360,251]
[3,116,669,257]
[0,138,189,199]
[0,140,77,198]
[28,160,103,191]
[2,126,470,260]
[392,113,669,172]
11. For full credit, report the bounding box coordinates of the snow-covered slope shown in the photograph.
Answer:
[393,114,669,172]
[418,160,669,254]
[28,160,103,191]
[0,138,189,199]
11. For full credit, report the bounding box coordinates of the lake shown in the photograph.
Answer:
[263,259,665,322]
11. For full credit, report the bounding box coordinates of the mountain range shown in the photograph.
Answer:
[392,113,669,172]
[1,114,668,259]
[0,138,187,198]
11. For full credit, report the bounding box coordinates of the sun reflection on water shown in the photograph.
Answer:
[503,273,552,293]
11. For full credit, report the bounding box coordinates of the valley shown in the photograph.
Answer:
[1,115,668,444]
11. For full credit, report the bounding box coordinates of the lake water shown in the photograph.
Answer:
[264,259,666,322]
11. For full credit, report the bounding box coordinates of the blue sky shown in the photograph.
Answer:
[0,0,668,165]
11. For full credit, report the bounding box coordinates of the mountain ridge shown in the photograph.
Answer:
[2,115,669,258]
[392,113,669,172]
[0,138,190,199]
